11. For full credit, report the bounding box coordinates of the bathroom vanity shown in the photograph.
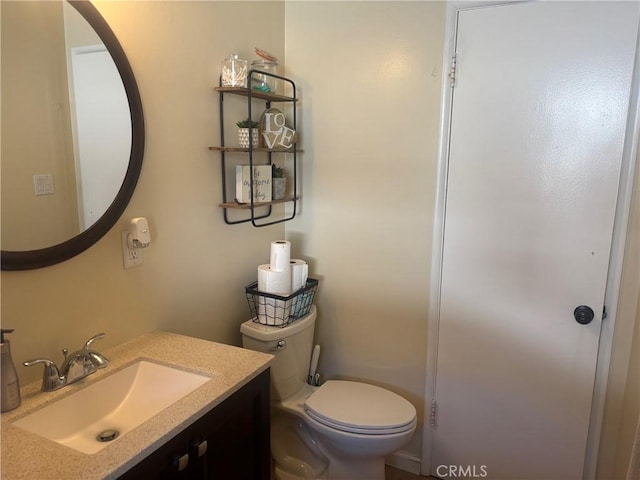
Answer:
[117,369,269,479]
[0,332,273,479]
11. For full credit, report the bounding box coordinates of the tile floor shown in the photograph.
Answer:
[271,464,432,479]
[272,459,433,479]
[386,465,432,479]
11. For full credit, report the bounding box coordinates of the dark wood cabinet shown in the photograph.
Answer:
[117,369,270,480]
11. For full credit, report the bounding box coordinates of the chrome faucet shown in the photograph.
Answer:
[24,333,109,392]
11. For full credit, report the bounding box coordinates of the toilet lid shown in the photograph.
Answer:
[304,380,416,435]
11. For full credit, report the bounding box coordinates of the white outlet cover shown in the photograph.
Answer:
[121,232,143,269]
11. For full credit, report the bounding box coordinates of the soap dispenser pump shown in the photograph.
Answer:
[1,329,21,412]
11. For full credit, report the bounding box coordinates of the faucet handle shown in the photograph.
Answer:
[83,333,105,350]
[23,358,64,391]
[82,333,109,369]
[23,358,56,368]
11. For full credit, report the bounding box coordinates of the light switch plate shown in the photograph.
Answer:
[33,174,54,196]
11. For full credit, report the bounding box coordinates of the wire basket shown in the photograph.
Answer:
[246,278,318,327]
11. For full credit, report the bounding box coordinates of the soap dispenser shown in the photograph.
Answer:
[1,329,21,412]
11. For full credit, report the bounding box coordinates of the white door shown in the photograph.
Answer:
[71,46,131,230]
[433,3,638,479]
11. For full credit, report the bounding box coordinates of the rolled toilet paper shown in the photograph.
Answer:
[290,259,308,291]
[257,296,291,326]
[258,264,292,295]
[270,240,291,272]
[290,259,309,319]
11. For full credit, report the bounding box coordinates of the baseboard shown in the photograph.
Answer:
[386,450,422,475]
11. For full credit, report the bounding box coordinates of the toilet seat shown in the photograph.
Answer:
[304,380,416,435]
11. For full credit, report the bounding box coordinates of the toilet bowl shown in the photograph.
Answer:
[240,306,417,480]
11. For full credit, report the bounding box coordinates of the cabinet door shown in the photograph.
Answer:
[194,369,271,479]
[117,430,190,480]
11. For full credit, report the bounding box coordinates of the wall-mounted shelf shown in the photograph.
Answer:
[219,196,300,209]
[214,86,296,103]
[211,72,299,227]
[209,146,302,153]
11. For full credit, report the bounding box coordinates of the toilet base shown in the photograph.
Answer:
[323,455,386,480]
[275,465,328,480]
[271,411,329,480]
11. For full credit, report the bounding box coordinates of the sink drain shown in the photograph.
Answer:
[96,429,119,442]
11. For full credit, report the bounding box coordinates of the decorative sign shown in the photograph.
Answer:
[260,108,297,150]
[236,165,272,203]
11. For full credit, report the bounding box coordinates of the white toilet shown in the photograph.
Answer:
[240,306,417,480]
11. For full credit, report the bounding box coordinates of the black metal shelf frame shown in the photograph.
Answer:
[217,71,298,227]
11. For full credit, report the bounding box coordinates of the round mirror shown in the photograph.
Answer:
[1,0,144,270]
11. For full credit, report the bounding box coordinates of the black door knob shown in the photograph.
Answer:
[574,305,595,325]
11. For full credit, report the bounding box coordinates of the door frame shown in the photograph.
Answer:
[421,2,640,477]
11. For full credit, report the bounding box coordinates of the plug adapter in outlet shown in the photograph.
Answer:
[121,231,143,269]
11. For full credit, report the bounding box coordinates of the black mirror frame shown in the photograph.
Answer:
[1,1,144,271]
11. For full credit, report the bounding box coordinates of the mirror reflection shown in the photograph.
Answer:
[1,1,131,252]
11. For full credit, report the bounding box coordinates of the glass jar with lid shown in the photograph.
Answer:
[221,54,248,87]
[250,60,278,94]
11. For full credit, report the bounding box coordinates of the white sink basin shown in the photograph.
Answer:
[13,360,210,454]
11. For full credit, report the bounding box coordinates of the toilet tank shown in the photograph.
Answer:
[241,306,316,401]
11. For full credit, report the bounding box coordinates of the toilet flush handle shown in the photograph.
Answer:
[270,340,287,352]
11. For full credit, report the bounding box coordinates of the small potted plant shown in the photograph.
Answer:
[272,164,287,200]
[236,118,259,148]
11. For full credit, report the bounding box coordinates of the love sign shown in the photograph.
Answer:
[260,108,297,149]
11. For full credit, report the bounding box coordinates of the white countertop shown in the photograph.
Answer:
[0,331,273,480]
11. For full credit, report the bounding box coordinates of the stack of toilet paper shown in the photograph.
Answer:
[256,240,309,325]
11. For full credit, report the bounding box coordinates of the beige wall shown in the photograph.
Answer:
[1,1,79,250]
[597,145,640,479]
[618,295,639,478]
[1,0,638,474]
[284,1,446,457]
[1,0,286,386]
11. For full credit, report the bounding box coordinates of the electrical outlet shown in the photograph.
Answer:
[121,231,143,269]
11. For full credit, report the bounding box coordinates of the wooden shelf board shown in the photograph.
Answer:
[209,146,301,153]
[214,86,296,103]
[219,197,298,210]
